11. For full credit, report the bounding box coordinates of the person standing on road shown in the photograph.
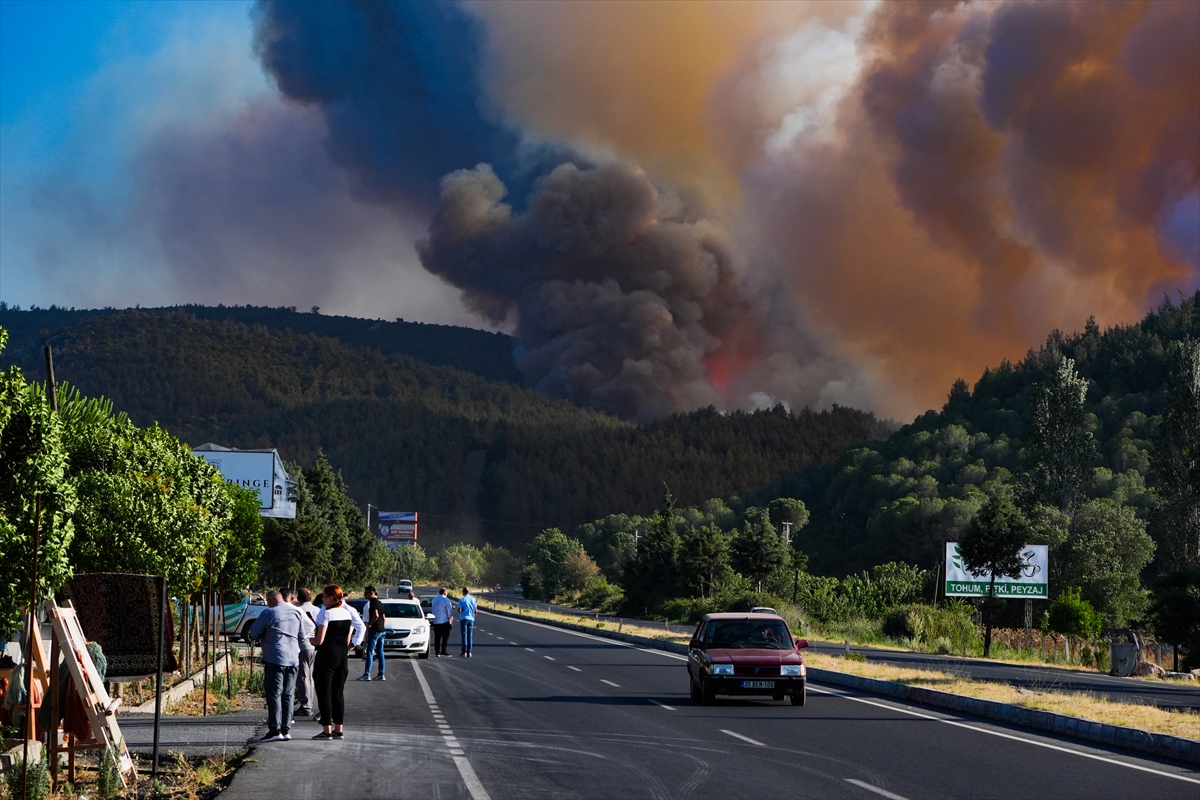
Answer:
[359,586,387,681]
[457,587,478,658]
[311,584,366,740]
[431,588,454,657]
[295,587,319,716]
[248,589,306,742]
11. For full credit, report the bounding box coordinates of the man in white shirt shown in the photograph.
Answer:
[431,588,454,657]
[294,587,320,716]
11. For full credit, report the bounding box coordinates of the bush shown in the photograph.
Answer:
[882,602,979,654]
[1042,588,1102,639]
[661,597,721,625]
[577,580,624,612]
[98,746,121,799]
[5,756,49,800]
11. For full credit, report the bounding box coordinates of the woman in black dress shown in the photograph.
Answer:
[310,584,366,739]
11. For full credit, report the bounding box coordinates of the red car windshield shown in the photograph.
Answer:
[705,620,793,649]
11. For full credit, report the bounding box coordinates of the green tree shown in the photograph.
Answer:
[521,528,585,599]
[959,491,1029,657]
[622,487,682,612]
[393,544,436,584]
[0,332,75,635]
[1042,587,1102,642]
[767,497,810,536]
[1022,357,1095,514]
[436,543,486,588]
[731,507,787,592]
[678,524,731,599]
[481,543,520,588]
[1056,499,1155,627]
[260,469,334,589]
[219,486,265,592]
[1151,338,1200,569]
[1148,566,1200,671]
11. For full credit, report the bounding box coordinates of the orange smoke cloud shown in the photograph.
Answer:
[737,0,1199,419]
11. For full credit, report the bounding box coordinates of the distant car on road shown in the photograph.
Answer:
[348,597,430,659]
[749,606,777,615]
[687,612,808,706]
[397,579,414,595]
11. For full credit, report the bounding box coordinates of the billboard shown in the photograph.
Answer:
[378,511,418,549]
[945,543,1048,597]
[192,445,297,519]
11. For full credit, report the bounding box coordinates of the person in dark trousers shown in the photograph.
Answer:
[310,584,366,740]
[294,587,319,716]
[248,589,306,742]
[457,587,478,657]
[359,586,387,681]
[431,587,453,657]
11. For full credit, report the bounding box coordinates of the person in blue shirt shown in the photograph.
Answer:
[248,590,307,742]
[431,588,454,657]
[456,587,478,657]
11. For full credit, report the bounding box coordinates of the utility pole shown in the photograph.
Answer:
[633,529,640,556]
[782,522,793,545]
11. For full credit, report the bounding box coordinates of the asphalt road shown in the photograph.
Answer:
[482,592,1200,710]
[222,609,1199,800]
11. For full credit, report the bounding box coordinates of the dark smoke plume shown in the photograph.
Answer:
[255,0,759,420]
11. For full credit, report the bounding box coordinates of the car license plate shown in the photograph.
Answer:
[741,680,774,689]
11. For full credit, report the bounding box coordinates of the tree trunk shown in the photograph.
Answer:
[984,574,996,658]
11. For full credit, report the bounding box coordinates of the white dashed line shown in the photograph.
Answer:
[412,661,491,800]
[845,779,909,799]
[525,648,535,652]
[648,699,676,711]
[567,666,582,672]
[544,656,555,661]
[720,729,765,747]
[600,679,620,688]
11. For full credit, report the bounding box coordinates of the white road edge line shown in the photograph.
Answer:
[486,610,1199,784]
[807,686,1200,785]
[845,778,909,800]
[600,679,620,687]
[412,661,492,800]
[720,729,765,747]
[648,699,676,711]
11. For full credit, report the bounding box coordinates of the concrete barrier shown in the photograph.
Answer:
[130,652,233,713]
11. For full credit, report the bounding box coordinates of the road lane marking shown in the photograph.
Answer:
[807,685,1200,785]
[485,612,687,660]
[648,699,676,711]
[845,779,909,800]
[487,611,1197,784]
[600,679,620,687]
[412,661,492,800]
[525,647,535,652]
[568,666,582,672]
[544,656,555,661]
[720,730,765,747]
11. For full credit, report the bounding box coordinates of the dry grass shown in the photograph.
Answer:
[804,652,1200,741]
[30,750,246,799]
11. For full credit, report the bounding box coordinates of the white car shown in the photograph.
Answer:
[397,579,414,595]
[349,598,430,659]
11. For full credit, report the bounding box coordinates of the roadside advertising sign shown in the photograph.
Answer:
[944,542,1048,597]
[193,446,298,519]
[378,511,418,549]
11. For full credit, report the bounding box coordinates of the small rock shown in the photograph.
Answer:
[1133,660,1166,677]
[1164,671,1196,681]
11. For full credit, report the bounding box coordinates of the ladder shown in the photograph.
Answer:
[45,598,135,789]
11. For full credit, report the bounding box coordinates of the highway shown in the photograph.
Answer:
[223,609,1199,799]
[486,592,1200,710]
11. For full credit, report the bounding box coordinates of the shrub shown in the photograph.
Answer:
[1042,587,1102,639]
[98,746,121,799]
[5,755,49,800]
[577,580,624,612]
[882,602,978,654]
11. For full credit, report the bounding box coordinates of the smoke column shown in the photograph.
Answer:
[249,0,1197,420]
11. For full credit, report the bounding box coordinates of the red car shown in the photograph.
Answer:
[687,612,809,705]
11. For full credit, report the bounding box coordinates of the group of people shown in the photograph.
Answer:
[247,584,479,743]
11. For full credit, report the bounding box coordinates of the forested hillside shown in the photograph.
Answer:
[761,293,1199,580]
[0,303,522,384]
[0,309,888,551]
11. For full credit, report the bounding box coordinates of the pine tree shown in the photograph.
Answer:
[1022,357,1094,514]
[1151,338,1200,569]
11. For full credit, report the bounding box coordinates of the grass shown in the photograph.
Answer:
[9,750,247,799]
[489,601,691,645]
[167,666,265,716]
[804,652,1200,741]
